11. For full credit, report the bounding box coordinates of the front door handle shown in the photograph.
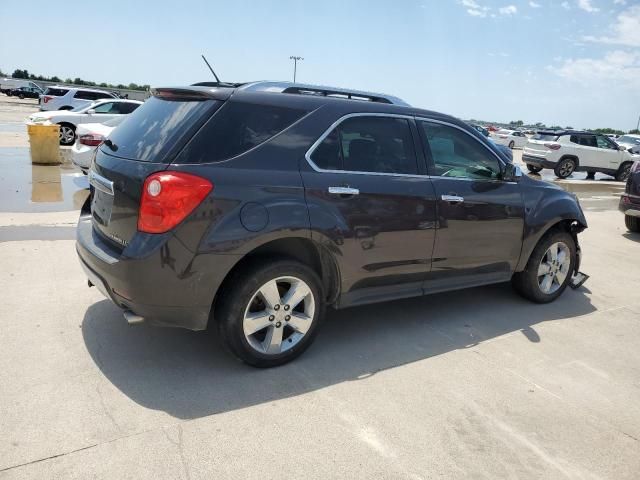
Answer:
[441,194,464,203]
[328,186,359,196]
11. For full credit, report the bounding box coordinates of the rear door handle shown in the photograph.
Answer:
[328,186,359,196]
[441,194,464,203]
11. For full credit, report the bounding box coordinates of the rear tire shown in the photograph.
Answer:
[626,215,640,233]
[217,259,325,367]
[18,93,25,99]
[527,164,542,173]
[554,158,576,179]
[512,230,576,303]
[58,106,73,111]
[616,162,632,182]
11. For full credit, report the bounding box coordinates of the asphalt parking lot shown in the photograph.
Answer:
[1,96,639,479]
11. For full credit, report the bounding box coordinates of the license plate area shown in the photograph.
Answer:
[89,170,115,226]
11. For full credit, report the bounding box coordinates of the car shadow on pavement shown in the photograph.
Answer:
[82,283,595,420]
[622,232,640,243]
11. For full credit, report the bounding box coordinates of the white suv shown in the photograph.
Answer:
[523,130,637,182]
[40,86,117,111]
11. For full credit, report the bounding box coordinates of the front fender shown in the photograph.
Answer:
[516,182,587,272]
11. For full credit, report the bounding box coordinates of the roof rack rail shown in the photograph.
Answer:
[238,81,410,107]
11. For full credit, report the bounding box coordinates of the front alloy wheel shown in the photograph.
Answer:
[537,242,571,294]
[59,125,75,145]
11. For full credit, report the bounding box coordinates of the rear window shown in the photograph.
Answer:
[533,133,559,141]
[178,101,308,163]
[44,87,68,97]
[101,96,220,163]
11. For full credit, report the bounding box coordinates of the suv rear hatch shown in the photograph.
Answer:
[525,132,560,156]
[42,87,69,106]
[89,88,226,250]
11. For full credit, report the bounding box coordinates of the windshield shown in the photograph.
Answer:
[618,136,640,145]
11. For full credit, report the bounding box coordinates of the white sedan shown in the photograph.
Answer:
[491,129,528,149]
[72,117,125,174]
[27,99,142,145]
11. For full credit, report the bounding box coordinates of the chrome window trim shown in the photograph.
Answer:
[304,112,426,178]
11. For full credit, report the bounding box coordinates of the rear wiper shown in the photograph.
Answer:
[103,139,118,152]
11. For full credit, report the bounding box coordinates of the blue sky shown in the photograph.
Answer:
[1,0,638,130]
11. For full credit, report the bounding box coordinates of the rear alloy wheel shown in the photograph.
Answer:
[616,162,632,182]
[58,124,75,145]
[217,260,324,367]
[554,158,576,179]
[527,164,542,173]
[19,93,25,99]
[512,230,576,303]
[625,215,640,233]
[509,140,515,149]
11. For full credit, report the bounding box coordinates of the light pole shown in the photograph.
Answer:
[289,56,304,83]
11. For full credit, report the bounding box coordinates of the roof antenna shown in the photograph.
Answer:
[201,55,221,83]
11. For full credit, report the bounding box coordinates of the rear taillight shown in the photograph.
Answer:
[43,96,52,103]
[545,143,561,150]
[78,134,104,147]
[138,172,213,234]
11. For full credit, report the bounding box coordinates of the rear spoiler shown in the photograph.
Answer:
[151,87,234,101]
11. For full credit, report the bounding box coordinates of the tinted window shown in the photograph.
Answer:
[179,101,307,164]
[311,116,417,174]
[44,87,68,97]
[420,121,501,180]
[570,135,597,147]
[93,102,118,114]
[102,96,220,163]
[118,102,140,114]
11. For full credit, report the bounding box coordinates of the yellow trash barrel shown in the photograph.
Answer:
[27,124,60,165]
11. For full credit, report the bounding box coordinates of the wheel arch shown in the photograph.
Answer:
[558,154,579,166]
[209,237,340,327]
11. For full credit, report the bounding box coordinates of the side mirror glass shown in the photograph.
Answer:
[503,163,522,182]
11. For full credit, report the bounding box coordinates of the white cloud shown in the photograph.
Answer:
[613,0,626,5]
[583,5,640,46]
[499,5,518,15]
[460,0,490,17]
[529,1,541,7]
[555,50,640,86]
[561,1,571,9]
[577,0,599,13]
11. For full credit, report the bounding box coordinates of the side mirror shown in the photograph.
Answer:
[502,163,522,182]
[87,109,95,115]
[619,145,627,151]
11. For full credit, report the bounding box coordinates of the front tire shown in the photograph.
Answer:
[626,215,640,233]
[58,124,76,145]
[512,230,576,303]
[217,259,325,367]
[527,164,542,173]
[554,158,576,179]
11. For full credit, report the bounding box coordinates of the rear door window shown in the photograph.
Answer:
[178,101,308,163]
[310,116,418,175]
[101,95,221,163]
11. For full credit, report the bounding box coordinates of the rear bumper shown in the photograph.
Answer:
[76,214,241,330]
[522,155,556,169]
[619,194,640,216]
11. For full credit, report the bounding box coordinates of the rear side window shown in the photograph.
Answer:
[102,96,220,163]
[179,102,307,163]
[310,116,418,175]
[44,87,68,97]
[118,102,140,114]
[570,135,597,147]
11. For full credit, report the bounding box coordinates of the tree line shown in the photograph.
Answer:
[6,68,150,92]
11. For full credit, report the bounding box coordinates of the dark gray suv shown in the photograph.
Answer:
[77,81,587,367]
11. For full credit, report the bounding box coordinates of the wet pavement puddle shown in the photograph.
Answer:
[0,147,89,213]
